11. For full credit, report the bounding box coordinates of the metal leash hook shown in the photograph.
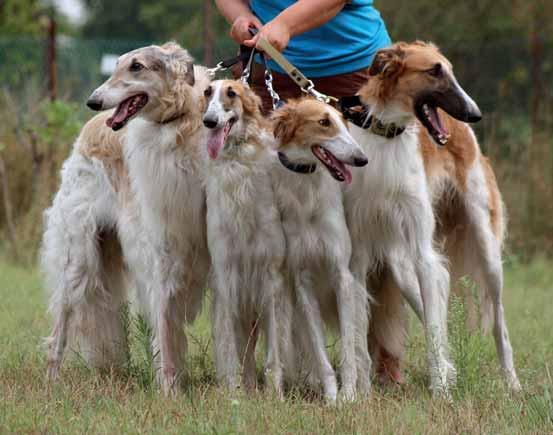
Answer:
[206,62,224,79]
[240,47,257,84]
[262,55,283,110]
[303,81,338,105]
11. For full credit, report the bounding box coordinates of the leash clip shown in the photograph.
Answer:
[303,81,338,105]
[206,62,225,78]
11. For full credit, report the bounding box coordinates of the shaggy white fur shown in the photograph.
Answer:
[42,43,211,396]
[345,118,455,395]
[271,101,371,403]
[203,80,286,394]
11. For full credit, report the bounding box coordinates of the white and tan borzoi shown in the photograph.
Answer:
[360,42,520,391]
[42,42,211,395]
[270,98,371,403]
[202,79,286,394]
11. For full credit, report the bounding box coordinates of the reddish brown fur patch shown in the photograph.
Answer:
[271,98,343,149]
[480,155,504,241]
[419,110,478,191]
[420,114,504,242]
[78,111,131,203]
[360,41,453,114]
[214,80,265,122]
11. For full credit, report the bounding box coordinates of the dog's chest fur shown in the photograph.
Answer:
[346,126,436,262]
[125,118,207,254]
[206,147,285,293]
[273,165,351,278]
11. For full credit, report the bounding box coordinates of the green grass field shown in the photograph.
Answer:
[1,256,552,434]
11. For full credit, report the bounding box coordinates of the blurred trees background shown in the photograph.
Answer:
[0,0,551,263]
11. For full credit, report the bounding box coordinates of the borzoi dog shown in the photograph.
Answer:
[365,43,520,391]
[202,80,286,394]
[42,42,211,395]
[271,98,370,403]
[344,41,484,396]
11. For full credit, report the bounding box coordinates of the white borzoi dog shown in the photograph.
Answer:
[270,98,371,403]
[343,41,485,396]
[202,80,286,394]
[363,42,520,391]
[42,42,211,395]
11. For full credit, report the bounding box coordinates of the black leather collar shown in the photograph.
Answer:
[277,152,316,174]
[339,95,405,138]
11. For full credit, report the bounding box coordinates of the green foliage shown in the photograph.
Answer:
[0,0,46,36]
[30,100,82,147]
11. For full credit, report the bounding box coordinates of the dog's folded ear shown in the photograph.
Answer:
[161,41,195,86]
[369,47,405,79]
[184,61,195,86]
[271,105,298,144]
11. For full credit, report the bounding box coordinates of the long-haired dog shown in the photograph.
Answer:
[271,98,370,403]
[365,42,520,391]
[344,41,485,396]
[202,80,286,394]
[42,42,211,395]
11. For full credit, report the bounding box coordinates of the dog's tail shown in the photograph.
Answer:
[368,272,408,382]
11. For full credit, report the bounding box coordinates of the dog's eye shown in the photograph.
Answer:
[204,87,212,97]
[130,62,144,72]
[427,63,442,78]
[319,118,331,127]
[227,88,237,98]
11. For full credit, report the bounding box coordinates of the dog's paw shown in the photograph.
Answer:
[506,372,522,393]
[338,385,356,404]
[46,360,60,381]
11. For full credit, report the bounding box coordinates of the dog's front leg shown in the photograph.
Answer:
[415,251,455,397]
[263,266,285,397]
[295,272,337,404]
[348,254,372,395]
[212,273,241,390]
[335,268,359,402]
[158,293,179,396]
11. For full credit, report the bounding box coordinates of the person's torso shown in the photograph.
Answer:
[250,0,391,77]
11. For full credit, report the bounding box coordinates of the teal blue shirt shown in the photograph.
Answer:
[250,0,391,77]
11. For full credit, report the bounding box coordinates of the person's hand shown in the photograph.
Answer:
[243,17,291,53]
[230,15,262,45]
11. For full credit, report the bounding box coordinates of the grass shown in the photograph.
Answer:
[1,256,553,434]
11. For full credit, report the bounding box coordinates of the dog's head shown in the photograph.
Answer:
[272,98,367,184]
[86,42,195,131]
[360,41,481,145]
[202,80,264,160]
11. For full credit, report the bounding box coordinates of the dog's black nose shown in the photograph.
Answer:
[86,99,103,111]
[203,118,218,129]
[353,156,369,167]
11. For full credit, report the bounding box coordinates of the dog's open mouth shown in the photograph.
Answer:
[106,94,148,131]
[311,145,352,184]
[416,102,450,146]
[206,118,236,160]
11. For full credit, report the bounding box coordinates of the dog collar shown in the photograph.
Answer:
[277,152,317,174]
[339,95,405,138]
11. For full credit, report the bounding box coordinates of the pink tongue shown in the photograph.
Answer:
[334,159,352,185]
[106,99,132,128]
[342,165,352,185]
[207,128,226,160]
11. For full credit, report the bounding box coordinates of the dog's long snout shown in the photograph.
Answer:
[464,104,482,123]
[203,117,218,129]
[86,98,103,111]
[353,156,369,167]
